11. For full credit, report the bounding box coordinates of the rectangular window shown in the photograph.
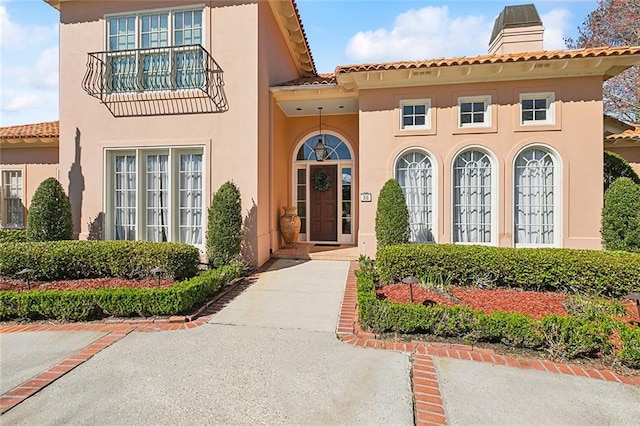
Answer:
[400,99,431,130]
[1,171,24,228]
[458,96,491,128]
[520,93,555,125]
[106,8,204,92]
[109,148,204,246]
[342,167,352,235]
[296,168,307,233]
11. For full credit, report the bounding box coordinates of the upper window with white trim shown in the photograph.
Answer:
[106,8,204,92]
[400,99,431,130]
[520,93,555,126]
[458,95,491,128]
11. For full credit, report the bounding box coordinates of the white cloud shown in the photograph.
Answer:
[2,92,39,112]
[345,6,575,64]
[541,8,572,50]
[345,6,492,63]
[0,4,58,49]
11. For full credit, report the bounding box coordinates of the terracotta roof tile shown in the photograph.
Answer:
[291,0,317,74]
[335,46,640,74]
[280,73,336,86]
[0,121,59,139]
[605,126,640,141]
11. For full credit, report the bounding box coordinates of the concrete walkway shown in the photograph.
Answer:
[1,259,413,425]
[1,258,639,425]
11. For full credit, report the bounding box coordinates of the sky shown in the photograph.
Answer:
[0,0,598,126]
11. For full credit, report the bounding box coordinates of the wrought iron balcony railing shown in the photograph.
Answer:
[82,44,228,117]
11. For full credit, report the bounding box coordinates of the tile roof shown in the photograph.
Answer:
[335,46,640,74]
[0,121,59,139]
[280,73,336,87]
[605,126,640,141]
[290,0,316,75]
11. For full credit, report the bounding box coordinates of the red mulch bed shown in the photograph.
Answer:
[376,283,639,323]
[0,278,177,292]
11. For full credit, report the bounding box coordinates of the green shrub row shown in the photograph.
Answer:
[0,240,200,281]
[0,229,27,243]
[0,262,243,321]
[356,268,639,368]
[376,244,640,297]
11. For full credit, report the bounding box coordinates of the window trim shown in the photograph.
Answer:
[0,169,25,229]
[512,144,562,248]
[451,146,498,245]
[457,95,492,129]
[399,99,432,131]
[393,148,438,243]
[104,146,206,249]
[103,6,207,94]
[519,92,555,126]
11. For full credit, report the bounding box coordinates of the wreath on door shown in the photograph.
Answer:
[312,169,332,192]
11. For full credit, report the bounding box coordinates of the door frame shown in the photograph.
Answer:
[291,131,355,244]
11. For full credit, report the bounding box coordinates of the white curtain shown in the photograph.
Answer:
[146,154,169,242]
[114,155,137,240]
[515,148,555,244]
[396,151,433,242]
[179,154,203,244]
[454,150,492,243]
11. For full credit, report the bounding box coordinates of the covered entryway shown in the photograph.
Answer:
[293,133,354,244]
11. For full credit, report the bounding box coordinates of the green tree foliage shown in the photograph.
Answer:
[207,181,243,268]
[566,0,640,123]
[26,178,73,241]
[601,177,640,251]
[375,179,410,248]
[604,151,640,191]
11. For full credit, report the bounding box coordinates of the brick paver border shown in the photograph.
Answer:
[336,261,640,425]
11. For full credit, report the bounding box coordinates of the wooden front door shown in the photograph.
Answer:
[310,165,338,241]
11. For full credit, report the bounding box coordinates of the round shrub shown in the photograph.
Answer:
[604,151,640,191]
[207,181,243,268]
[601,177,640,252]
[375,179,410,248]
[26,178,73,241]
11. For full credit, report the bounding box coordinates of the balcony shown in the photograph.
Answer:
[82,44,228,117]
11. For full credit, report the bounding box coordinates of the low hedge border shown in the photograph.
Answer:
[376,244,640,298]
[0,240,200,281]
[356,266,640,369]
[0,262,243,321]
[0,229,27,243]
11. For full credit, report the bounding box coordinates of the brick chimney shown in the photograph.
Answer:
[488,4,544,54]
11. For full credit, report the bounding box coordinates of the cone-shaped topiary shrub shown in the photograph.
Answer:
[375,179,410,248]
[602,177,640,252]
[26,178,73,241]
[207,181,243,268]
[604,151,640,192]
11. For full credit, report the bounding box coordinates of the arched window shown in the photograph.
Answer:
[296,134,351,161]
[514,147,557,245]
[395,150,434,242]
[453,149,494,243]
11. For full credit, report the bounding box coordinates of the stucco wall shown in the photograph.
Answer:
[357,76,604,252]
[606,146,640,175]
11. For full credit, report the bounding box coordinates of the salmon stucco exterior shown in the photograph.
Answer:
[4,1,640,265]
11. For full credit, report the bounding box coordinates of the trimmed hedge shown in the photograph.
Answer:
[376,244,640,297]
[375,179,410,248]
[0,240,199,281]
[0,229,27,243]
[0,262,243,321]
[356,267,639,367]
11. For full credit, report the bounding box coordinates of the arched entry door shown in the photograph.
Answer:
[293,133,354,244]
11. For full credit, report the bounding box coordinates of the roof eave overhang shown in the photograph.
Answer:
[268,0,316,77]
[44,0,61,10]
[0,137,59,147]
[335,54,640,91]
[271,83,357,102]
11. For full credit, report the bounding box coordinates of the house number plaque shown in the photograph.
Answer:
[360,192,372,202]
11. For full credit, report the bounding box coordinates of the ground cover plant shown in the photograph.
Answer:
[357,250,640,370]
